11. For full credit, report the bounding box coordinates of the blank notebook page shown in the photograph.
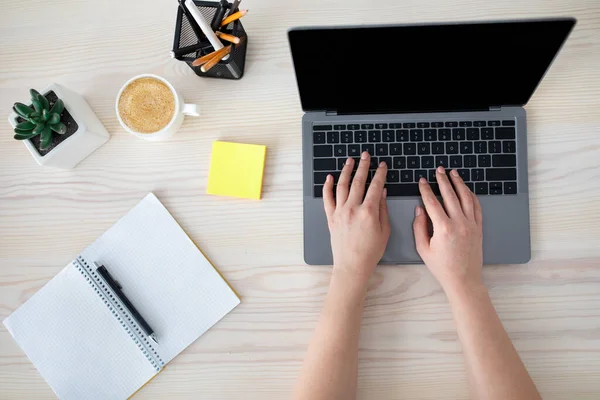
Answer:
[3,193,240,399]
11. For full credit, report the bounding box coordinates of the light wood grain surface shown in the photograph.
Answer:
[1,0,600,399]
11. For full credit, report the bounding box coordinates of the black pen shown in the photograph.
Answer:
[95,263,158,344]
[211,0,229,31]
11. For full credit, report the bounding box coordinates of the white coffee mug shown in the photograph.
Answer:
[115,74,199,141]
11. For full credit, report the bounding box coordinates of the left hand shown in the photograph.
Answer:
[323,152,391,284]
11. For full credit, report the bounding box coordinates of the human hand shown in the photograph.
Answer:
[413,167,484,295]
[323,152,391,284]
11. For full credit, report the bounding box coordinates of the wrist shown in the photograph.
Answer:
[444,278,488,307]
[330,266,371,297]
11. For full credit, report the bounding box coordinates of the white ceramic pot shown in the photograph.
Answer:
[8,83,110,169]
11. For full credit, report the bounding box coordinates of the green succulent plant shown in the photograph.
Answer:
[12,89,67,150]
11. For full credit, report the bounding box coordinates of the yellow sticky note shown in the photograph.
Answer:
[207,141,267,200]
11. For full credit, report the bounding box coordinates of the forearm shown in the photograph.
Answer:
[293,270,367,400]
[447,282,541,400]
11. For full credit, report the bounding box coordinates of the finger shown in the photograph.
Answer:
[435,166,464,219]
[450,169,475,220]
[323,174,335,223]
[347,152,370,204]
[472,192,483,228]
[379,188,390,229]
[364,161,387,208]
[418,177,448,226]
[335,157,355,206]
[413,205,431,256]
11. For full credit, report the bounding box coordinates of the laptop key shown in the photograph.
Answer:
[488,120,501,127]
[390,143,402,155]
[478,155,491,167]
[492,154,516,167]
[400,170,413,182]
[475,182,488,194]
[403,122,416,128]
[314,145,333,157]
[314,158,336,171]
[436,156,449,168]
[376,143,388,155]
[393,156,406,169]
[410,129,423,141]
[432,142,445,154]
[490,182,503,194]
[452,128,466,140]
[327,131,339,143]
[385,184,420,196]
[314,185,323,197]
[418,143,431,154]
[495,127,516,139]
[334,124,346,130]
[474,121,486,127]
[387,170,400,182]
[422,156,434,168]
[375,123,387,129]
[396,129,409,142]
[368,130,381,142]
[431,122,444,128]
[486,168,516,181]
[460,142,473,154]
[314,172,339,185]
[389,123,402,128]
[458,169,470,181]
[362,143,375,155]
[467,128,479,140]
[504,182,517,194]
[503,140,516,153]
[415,170,427,182]
[369,157,379,169]
[338,158,347,170]
[380,157,392,169]
[404,143,416,155]
[382,130,395,142]
[489,141,501,153]
[428,169,437,182]
[361,124,374,129]
[407,156,420,169]
[459,121,473,127]
[417,122,430,128]
[341,131,353,143]
[347,124,359,130]
[348,144,361,156]
[314,132,326,144]
[502,120,516,126]
[464,155,476,168]
[445,121,458,127]
[314,125,332,131]
[334,145,346,157]
[482,128,494,140]
[439,129,451,141]
[450,156,462,168]
[424,129,437,141]
[465,182,474,192]
[474,141,487,153]
[355,130,367,143]
[472,168,484,181]
[446,142,459,154]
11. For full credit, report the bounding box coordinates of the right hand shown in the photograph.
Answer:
[413,166,484,295]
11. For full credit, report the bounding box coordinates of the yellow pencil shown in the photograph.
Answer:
[215,31,241,44]
[192,46,230,67]
[201,46,232,72]
[220,9,248,27]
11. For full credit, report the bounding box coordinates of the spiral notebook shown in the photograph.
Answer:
[3,193,240,400]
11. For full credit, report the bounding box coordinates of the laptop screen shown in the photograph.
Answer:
[288,19,575,114]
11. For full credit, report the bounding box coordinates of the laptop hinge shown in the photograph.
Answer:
[489,106,502,111]
[325,110,338,116]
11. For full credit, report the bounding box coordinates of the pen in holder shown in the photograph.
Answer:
[172,0,248,80]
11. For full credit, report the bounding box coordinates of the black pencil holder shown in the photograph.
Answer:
[172,0,248,80]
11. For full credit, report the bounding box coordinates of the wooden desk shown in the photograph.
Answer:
[1,0,599,398]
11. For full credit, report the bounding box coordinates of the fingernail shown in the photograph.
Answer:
[361,151,369,160]
[437,166,446,174]
[451,169,459,177]
[379,161,386,168]
[346,157,353,165]
[419,177,426,184]
[415,206,422,216]
[326,174,332,182]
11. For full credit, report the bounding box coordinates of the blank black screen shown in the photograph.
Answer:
[288,19,575,113]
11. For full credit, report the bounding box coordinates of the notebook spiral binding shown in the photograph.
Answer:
[73,256,165,372]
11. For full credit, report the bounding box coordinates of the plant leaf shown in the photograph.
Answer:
[49,98,64,115]
[14,130,40,140]
[29,88,41,101]
[16,121,35,130]
[37,93,49,110]
[42,109,50,121]
[33,122,45,134]
[50,122,67,134]
[13,102,34,118]
[40,126,52,149]
[48,113,60,125]
[32,98,42,113]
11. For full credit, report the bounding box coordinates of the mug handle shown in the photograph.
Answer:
[182,103,200,116]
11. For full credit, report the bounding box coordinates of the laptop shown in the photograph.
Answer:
[288,18,576,265]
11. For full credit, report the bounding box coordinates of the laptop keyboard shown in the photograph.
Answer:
[312,120,517,197]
